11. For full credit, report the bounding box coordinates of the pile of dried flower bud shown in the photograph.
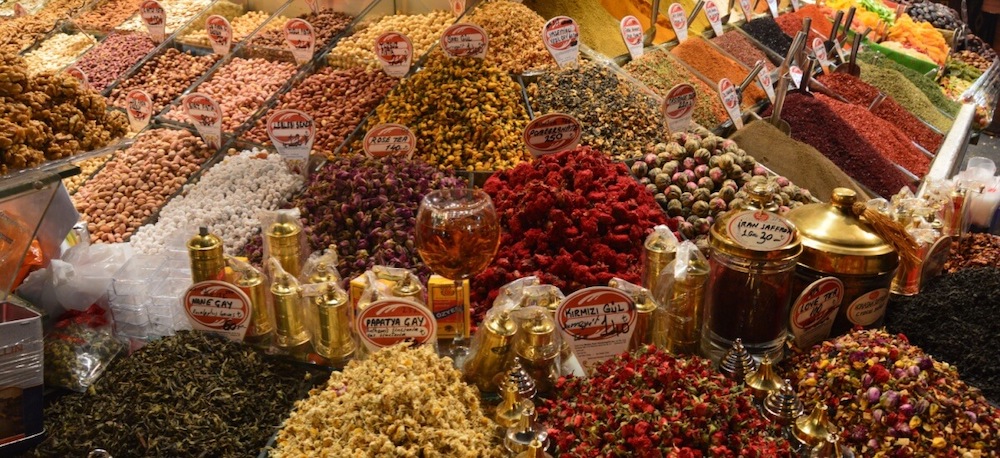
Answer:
[943,233,1000,273]
[785,329,1000,456]
[471,146,668,323]
[271,344,504,458]
[538,345,791,457]
[631,128,813,241]
[465,0,557,74]
[243,155,463,282]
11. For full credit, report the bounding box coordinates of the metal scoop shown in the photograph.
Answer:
[687,0,706,26]
[737,60,766,105]
[824,10,844,56]
[835,27,871,77]
[766,73,793,135]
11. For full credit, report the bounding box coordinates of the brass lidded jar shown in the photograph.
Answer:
[267,218,303,278]
[786,188,898,347]
[188,227,225,283]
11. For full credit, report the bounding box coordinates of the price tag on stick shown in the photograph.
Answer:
[668,3,689,42]
[140,0,166,43]
[704,0,724,36]
[284,18,315,65]
[756,62,775,103]
[125,90,153,132]
[182,92,222,148]
[717,78,743,129]
[267,109,314,179]
[184,280,253,341]
[65,66,89,90]
[13,2,28,16]
[356,298,437,352]
[363,123,416,159]
[304,0,318,14]
[812,37,830,73]
[789,65,803,89]
[206,15,232,55]
[556,287,637,372]
[374,31,413,78]
[620,15,644,59]
[449,0,465,17]
[440,23,488,59]
[542,16,580,69]
[790,0,801,11]
[661,83,697,134]
[766,0,779,18]
[737,0,753,20]
[523,113,582,157]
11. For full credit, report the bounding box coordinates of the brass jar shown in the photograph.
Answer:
[187,227,225,283]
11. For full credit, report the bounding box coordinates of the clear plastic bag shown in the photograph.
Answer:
[43,305,125,392]
[655,241,709,355]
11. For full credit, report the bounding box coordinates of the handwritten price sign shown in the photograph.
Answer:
[557,287,636,371]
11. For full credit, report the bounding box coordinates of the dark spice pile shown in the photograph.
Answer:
[786,329,1000,457]
[765,92,913,197]
[742,17,794,57]
[944,234,1000,273]
[244,156,464,283]
[471,146,668,323]
[33,332,325,458]
[886,267,1000,404]
[670,36,768,108]
[623,49,729,127]
[818,72,944,152]
[712,31,776,68]
[539,345,792,457]
[527,62,664,161]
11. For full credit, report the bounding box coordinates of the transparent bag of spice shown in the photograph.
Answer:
[258,208,309,279]
[653,241,709,356]
[43,304,125,392]
[609,277,664,353]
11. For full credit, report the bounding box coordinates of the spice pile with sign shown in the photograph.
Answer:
[72,0,142,32]
[855,60,955,133]
[73,31,156,92]
[107,48,221,115]
[249,10,353,50]
[21,32,96,75]
[522,0,627,58]
[180,11,287,48]
[465,0,557,74]
[670,36,768,109]
[327,10,454,69]
[116,0,212,35]
[623,49,730,127]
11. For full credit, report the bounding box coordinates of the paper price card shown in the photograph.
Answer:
[182,92,222,148]
[705,0,724,36]
[184,281,252,341]
[542,16,580,69]
[789,65,803,89]
[140,0,166,43]
[125,89,153,132]
[661,83,696,134]
[556,287,636,372]
[717,78,743,129]
[206,15,232,55]
[790,277,844,349]
[813,37,830,71]
[846,289,889,327]
[668,3,688,42]
[620,15,644,59]
[737,0,753,20]
[757,61,775,102]
[726,210,796,250]
[13,3,28,16]
[356,298,437,352]
[766,0,779,17]
[440,23,488,59]
[523,113,582,157]
[375,31,413,78]
[65,66,89,90]
[363,123,416,159]
[267,109,314,178]
[284,18,315,65]
[450,0,465,17]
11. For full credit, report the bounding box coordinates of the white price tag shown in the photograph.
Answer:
[757,62,775,103]
[374,31,413,78]
[542,16,580,68]
[717,78,743,129]
[266,109,314,179]
[620,15,644,59]
[661,83,697,133]
[523,113,582,157]
[668,3,688,42]
[556,287,637,372]
[705,0,724,36]
[182,92,223,148]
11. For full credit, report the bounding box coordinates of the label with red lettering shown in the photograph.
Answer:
[363,123,415,159]
[356,298,436,352]
[13,2,28,16]
[717,78,743,129]
[542,16,580,69]
[284,18,315,65]
[766,0,779,17]
[727,210,795,251]
[440,23,488,59]
[668,3,688,42]
[789,65,803,89]
[661,83,696,134]
[304,0,318,14]
[206,15,232,55]
[450,0,465,17]
[620,15,644,59]
[182,92,222,148]
[812,37,829,70]
[184,280,252,341]
[557,287,636,371]
[140,0,166,43]
[757,61,775,102]
[790,277,844,349]
[267,109,314,178]
[125,89,153,132]
[846,288,890,327]
[705,0,724,36]
[523,113,582,157]
[374,31,412,78]
[738,0,753,20]
[65,66,89,90]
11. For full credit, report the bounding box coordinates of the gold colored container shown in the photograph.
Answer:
[392,275,424,304]
[463,310,517,393]
[310,283,354,365]
[234,263,273,345]
[664,247,709,355]
[643,227,677,293]
[188,227,225,283]
[745,356,784,402]
[628,288,658,351]
[524,286,572,374]
[794,403,836,448]
[786,189,899,344]
[495,381,527,429]
[514,310,560,395]
[271,269,309,349]
[267,219,302,279]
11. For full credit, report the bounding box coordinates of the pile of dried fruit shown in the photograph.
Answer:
[471,146,668,323]
[785,329,1000,456]
[272,344,504,457]
[539,345,792,457]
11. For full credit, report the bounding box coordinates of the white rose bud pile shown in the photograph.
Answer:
[130,149,303,255]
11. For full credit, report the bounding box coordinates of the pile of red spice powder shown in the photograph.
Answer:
[765,92,914,197]
[538,345,792,457]
[670,36,768,109]
[818,72,944,152]
[471,147,670,324]
[775,4,834,43]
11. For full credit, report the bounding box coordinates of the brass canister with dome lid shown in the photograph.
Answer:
[786,188,899,348]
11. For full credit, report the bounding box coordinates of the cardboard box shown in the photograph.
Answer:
[427,276,470,339]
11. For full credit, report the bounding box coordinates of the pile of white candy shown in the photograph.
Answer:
[130,149,303,255]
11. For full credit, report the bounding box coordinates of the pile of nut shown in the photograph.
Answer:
[180,10,285,47]
[0,0,90,54]
[72,129,215,243]
[107,48,221,115]
[116,0,213,34]
[369,53,531,171]
[249,10,353,50]
[22,32,96,75]
[74,32,156,92]
[71,0,141,32]
[327,10,454,69]
[0,51,128,174]
[64,154,113,194]
[466,0,558,74]
[951,49,993,73]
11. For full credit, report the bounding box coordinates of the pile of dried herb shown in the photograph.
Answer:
[33,332,323,458]
[943,233,1000,273]
[623,49,729,127]
[886,267,1000,404]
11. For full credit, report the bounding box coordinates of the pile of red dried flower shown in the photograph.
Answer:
[537,345,791,457]
[471,146,670,324]
[944,233,1000,273]
[785,329,1000,456]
